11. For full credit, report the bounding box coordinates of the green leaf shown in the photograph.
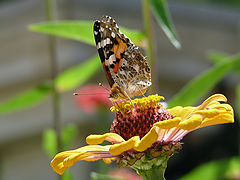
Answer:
[62,170,73,180]
[55,55,100,92]
[90,172,124,180]
[150,0,181,49]
[180,157,240,180]
[42,129,57,158]
[168,55,240,108]
[61,124,78,149]
[29,21,146,46]
[208,51,240,74]
[0,83,51,114]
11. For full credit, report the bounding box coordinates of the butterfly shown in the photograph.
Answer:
[94,16,151,101]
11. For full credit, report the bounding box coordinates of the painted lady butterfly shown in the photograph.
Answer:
[94,16,151,101]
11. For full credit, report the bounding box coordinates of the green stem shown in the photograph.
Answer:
[44,1,61,179]
[138,166,166,180]
[44,0,61,152]
[142,0,157,94]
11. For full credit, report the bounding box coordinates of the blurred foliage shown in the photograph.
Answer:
[150,0,181,49]
[62,170,74,180]
[43,128,58,158]
[55,55,100,92]
[208,51,240,74]
[90,172,124,180]
[180,157,240,180]
[29,21,146,47]
[0,82,51,114]
[0,56,100,114]
[168,53,240,107]
[43,124,78,158]
[61,124,78,148]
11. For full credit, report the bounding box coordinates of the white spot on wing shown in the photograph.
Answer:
[106,38,110,45]
[101,40,105,47]
[111,32,115,38]
[109,54,115,64]
[97,42,101,49]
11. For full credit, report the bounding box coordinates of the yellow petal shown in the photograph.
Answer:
[51,145,110,175]
[134,127,159,152]
[194,109,221,118]
[153,117,181,129]
[168,106,195,120]
[177,114,202,130]
[103,158,115,164]
[86,133,125,145]
[201,109,234,127]
[198,94,227,110]
[109,136,140,155]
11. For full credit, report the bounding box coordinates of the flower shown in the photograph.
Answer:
[75,84,112,113]
[51,94,234,177]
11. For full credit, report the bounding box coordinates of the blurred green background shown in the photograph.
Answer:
[0,0,239,179]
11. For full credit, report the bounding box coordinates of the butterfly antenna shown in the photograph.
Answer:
[98,83,110,92]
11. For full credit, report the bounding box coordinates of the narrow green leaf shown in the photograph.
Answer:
[30,21,94,45]
[0,83,51,114]
[61,124,78,149]
[180,157,240,180]
[29,21,146,46]
[150,0,181,49]
[42,129,57,158]
[90,172,124,180]
[168,55,240,108]
[55,55,100,92]
[208,51,240,73]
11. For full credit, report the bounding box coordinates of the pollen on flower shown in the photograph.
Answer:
[110,94,164,112]
[110,95,172,141]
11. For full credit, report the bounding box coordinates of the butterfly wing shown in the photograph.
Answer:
[94,16,151,99]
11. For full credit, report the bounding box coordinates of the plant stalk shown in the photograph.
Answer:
[142,0,157,94]
[44,0,62,152]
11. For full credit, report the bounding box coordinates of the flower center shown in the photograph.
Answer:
[110,95,173,140]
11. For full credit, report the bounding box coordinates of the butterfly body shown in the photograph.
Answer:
[94,16,151,101]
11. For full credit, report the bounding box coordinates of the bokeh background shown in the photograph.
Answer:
[0,0,239,179]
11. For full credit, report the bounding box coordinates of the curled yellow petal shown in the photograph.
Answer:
[201,105,234,127]
[51,145,110,175]
[153,117,181,129]
[109,136,140,155]
[177,114,202,130]
[198,94,227,110]
[86,133,125,145]
[134,127,159,152]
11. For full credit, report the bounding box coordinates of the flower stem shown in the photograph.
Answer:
[44,0,62,152]
[137,166,166,180]
[142,0,157,94]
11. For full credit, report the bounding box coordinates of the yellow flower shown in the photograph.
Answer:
[51,94,234,175]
